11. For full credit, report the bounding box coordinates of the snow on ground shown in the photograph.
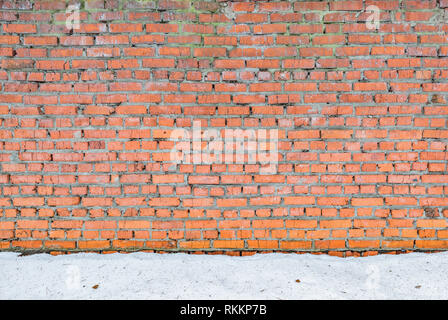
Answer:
[0,251,447,299]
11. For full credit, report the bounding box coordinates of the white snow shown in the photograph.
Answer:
[0,251,447,299]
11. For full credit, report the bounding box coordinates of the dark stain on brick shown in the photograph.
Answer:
[424,207,439,218]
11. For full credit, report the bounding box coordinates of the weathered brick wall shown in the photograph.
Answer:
[0,0,448,256]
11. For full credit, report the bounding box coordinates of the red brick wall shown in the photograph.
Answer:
[1,0,448,256]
